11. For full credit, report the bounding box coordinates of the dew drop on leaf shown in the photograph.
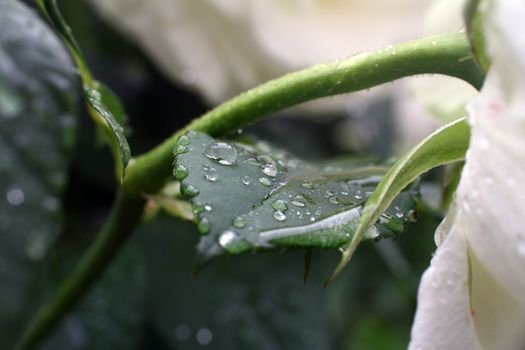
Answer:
[273,211,287,222]
[174,164,188,181]
[219,230,238,248]
[204,142,238,165]
[198,217,211,235]
[241,176,251,186]
[291,195,306,207]
[204,167,218,182]
[232,216,246,228]
[271,199,288,212]
[258,177,272,187]
[182,184,200,198]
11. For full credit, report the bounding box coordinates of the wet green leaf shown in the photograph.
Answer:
[0,0,78,346]
[36,0,131,181]
[173,132,418,266]
[38,241,146,350]
[329,118,470,284]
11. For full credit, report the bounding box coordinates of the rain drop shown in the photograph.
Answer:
[258,177,272,187]
[301,181,314,189]
[6,186,24,206]
[182,184,200,198]
[262,163,278,177]
[174,164,189,180]
[328,196,340,205]
[204,168,218,182]
[241,176,251,186]
[219,230,238,248]
[175,324,192,341]
[291,195,306,207]
[232,216,246,228]
[273,211,287,222]
[197,217,211,235]
[204,142,238,165]
[196,328,213,345]
[271,199,288,211]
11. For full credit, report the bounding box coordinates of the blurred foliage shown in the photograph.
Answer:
[2,0,441,349]
[0,0,78,347]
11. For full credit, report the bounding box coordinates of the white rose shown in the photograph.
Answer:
[409,1,525,348]
[88,0,431,104]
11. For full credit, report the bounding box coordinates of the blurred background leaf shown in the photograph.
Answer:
[0,0,78,347]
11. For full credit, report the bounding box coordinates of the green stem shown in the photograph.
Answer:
[15,191,145,350]
[15,32,484,350]
[123,32,484,195]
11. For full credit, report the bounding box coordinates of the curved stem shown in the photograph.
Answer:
[123,31,484,195]
[15,191,145,350]
[15,32,484,350]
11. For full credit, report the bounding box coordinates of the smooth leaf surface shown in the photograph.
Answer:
[0,0,78,346]
[328,118,470,284]
[36,0,131,180]
[173,132,418,266]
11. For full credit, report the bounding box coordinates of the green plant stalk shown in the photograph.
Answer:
[123,32,484,195]
[15,32,485,350]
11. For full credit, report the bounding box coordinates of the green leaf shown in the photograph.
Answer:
[38,241,146,350]
[0,0,78,346]
[36,0,131,181]
[173,132,418,267]
[85,82,131,180]
[327,118,470,284]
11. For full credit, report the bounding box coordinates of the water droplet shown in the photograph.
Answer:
[193,204,205,214]
[219,230,238,248]
[241,176,251,186]
[198,217,211,235]
[178,135,190,146]
[291,195,306,207]
[301,181,314,189]
[202,165,209,171]
[258,177,272,187]
[175,144,188,154]
[328,196,340,205]
[182,184,199,198]
[324,190,335,198]
[174,164,188,180]
[196,328,213,345]
[273,211,287,222]
[6,186,24,206]
[232,216,246,228]
[204,167,218,182]
[271,199,288,211]
[353,193,363,200]
[25,230,53,261]
[42,197,60,212]
[262,163,277,177]
[204,142,238,165]
[204,204,212,212]
[395,212,404,219]
[175,324,192,341]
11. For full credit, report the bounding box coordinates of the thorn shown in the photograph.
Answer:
[303,249,312,285]
[323,241,361,287]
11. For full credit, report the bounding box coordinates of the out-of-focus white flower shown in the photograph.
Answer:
[410,0,478,124]
[89,0,431,104]
[409,1,525,349]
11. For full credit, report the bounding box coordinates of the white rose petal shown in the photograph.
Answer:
[410,0,525,349]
